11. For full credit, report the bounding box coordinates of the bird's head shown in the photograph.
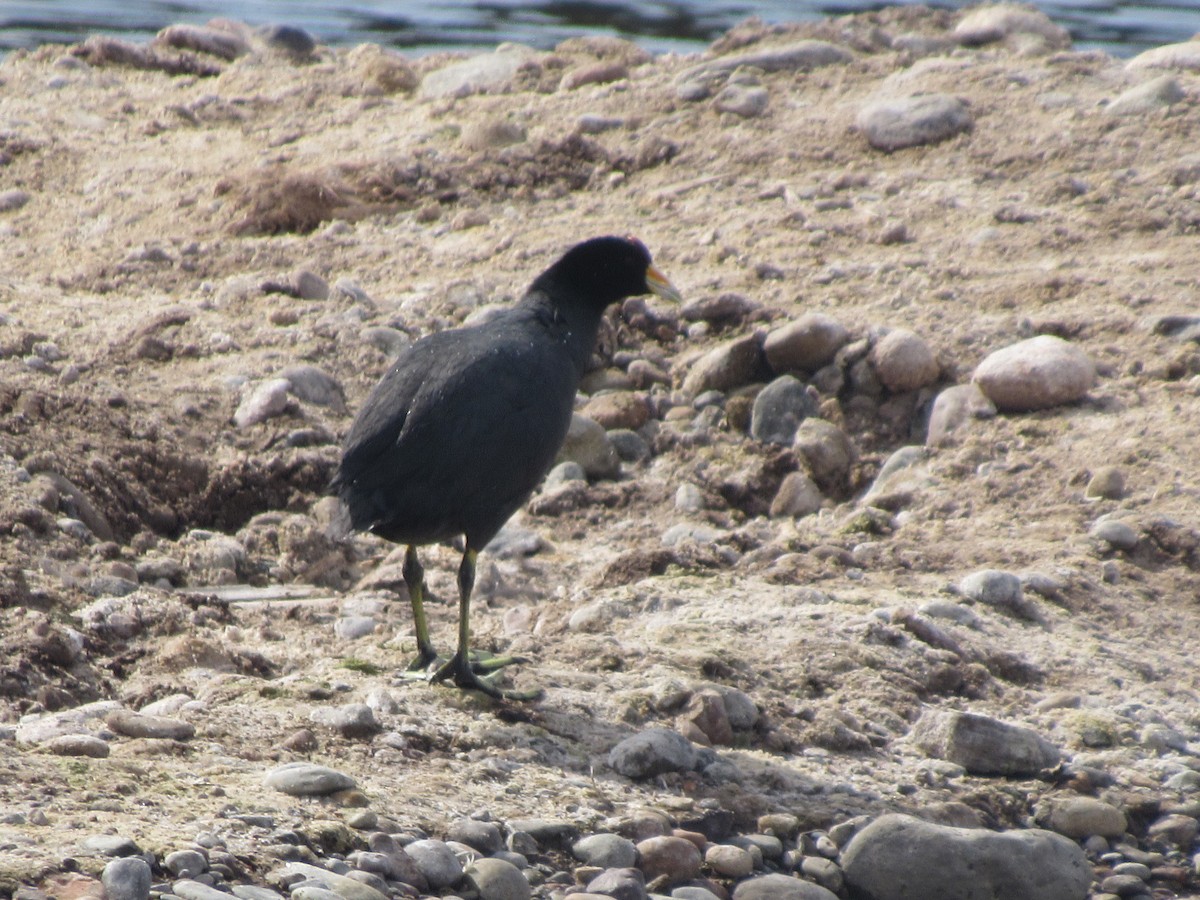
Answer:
[536,235,682,310]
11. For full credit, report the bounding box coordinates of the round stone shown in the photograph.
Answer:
[1090,519,1138,552]
[705,844,754,877]
[102,856,152,900]
[637,835,703,884]
[573,833,639,868]
[972,335,1095,412]
[263,763,356,796]
[1046,797,1127,839]
[464,857,531,900]
[405,839,464,889]
[870,329,939,393]
[608,728,698,778]
[763,314,848,373]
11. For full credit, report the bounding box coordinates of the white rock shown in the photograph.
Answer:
[1107,75,1185,115]
[1126,41,1200,72]
[972,335,1094,412]
[857,94,972,152]
[954,5,1071,49]
[233,378,291,428]
[420,49,531,99]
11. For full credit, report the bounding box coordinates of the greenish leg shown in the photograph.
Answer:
[403,544,439,671]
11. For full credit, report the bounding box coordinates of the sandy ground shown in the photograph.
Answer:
[2,5,1200,896]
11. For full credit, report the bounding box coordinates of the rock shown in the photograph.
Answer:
[420,48,531,98]
[1046,797,1127,839]
[958,568,1023,608]
[561,62,628,90]
[291,269,329,300]
[1108,75,1184,115]
[309,703,380,739]
[154,23,250,59]
[574,833,639,868]
[910,709,1059,775]
[715,84,769,117]
[348,44,418,94]
[102,856,152,900]
[870,329,939,393]
[165,850,208,878]
[769,472,822,519]
[45,733,110,758]
[799,857,842,894]
[676,41,852,87]
[763,314,849,374]
[608,728,698,778]
[954,5,1071,49]
[84,834,142,856]
[280,365,344,408]
[926,383,996,447]
[0,189,31,212]
[1086,466,1126,499]
[731,873,838,900]
[282,863,389,900]
[263,762,356,796]
[362,326,412,358]
[751,375,818,445]
[1126,41,1200,72]
[257,23,316,57]
[637,835,702,884]
[234,378,291,427]
[705,844,755,877]
[448,818,505,854]
[464,858,530,900]
[842,814,1089,900]
[558,414,620,478]
[793,419,855,491]
[681,293,759,325]
[1147,813,1200,847]
[461,119,527,150]
[682,690,734,746]
[405,839,464,889]
[586,867,647,900]
[609,429,651,463]
[857,94,972,152]
[1090,519,1138,552]
[105,709,194,741]
[972,335,1095,412]
[582,392,649,430]
[681,333,766,398]
[175,880,245,900]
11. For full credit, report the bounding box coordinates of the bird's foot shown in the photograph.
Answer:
[430,651,542,701]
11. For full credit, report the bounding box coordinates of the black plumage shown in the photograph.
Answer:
[331,236,681,698]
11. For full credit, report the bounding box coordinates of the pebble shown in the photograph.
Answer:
[800,857,842,893]
[1126,40,1200,72]
[793,419,855,491]
[910,709,1060,775]
[675,40,852,87]
[405,839,464,889]
[926,383,996,447]
[361,326,411,358]
[263,762,356,796]
[461,119,527,150]
[561,62,628,90]
[257,23,316,57]
[165,850,208,878]
[842,814,1090,900]
[763,314,849,374]
[1147,813,1199,847]
[769,472,822,519]
[1047,797,1128,839]
[448,818,505,854]
[282,863,389,900]
[1107,75,1184,115]
[715,84,769,117]
[420,48,531,99]
[1086,466,1126,499]
[972,335,1095,412]
[869,329,939,393]
[681,292,759,325]
[234,379,291,428]
[105,709,195,741]
[681,334,766,398]
[102,856,152,900]
[637,835,702,884]
[1090,519,1138,551]
[958,568,1038,619]
[705,844,754,877]
[174,880,243,900]
[573,834,639,868]
[857,94,972,152]
[954,6,1070,48]
[308,703,380,739]
[608,728,698,778]
[44,733,110,758]
[609,429,651,463]
[731,873,838,900]
[586,867,647,900]
[582,392,649,431]
[280,365,344,408]
[673,888,722,900]
[751,375,819,445]
[578,113,624,133]
[465,858,531,900]
[558,414,620,479]
[334,616,377,640]
[0,188,31,212]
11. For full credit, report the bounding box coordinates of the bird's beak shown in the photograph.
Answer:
[645,264,683,304]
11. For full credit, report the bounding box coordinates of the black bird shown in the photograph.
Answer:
[331,236,682,699]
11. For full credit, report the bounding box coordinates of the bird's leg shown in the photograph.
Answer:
[402,544,439,671]
[430,548,542,700]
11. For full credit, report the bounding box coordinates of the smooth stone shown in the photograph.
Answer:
[751,375,818,445]
[926,383,996,447]
[350,848,426,889]
[292,888,344,900]
[1090,519,1138,551]
[308,703,380,739]
[676,41,851,85]
[582,392,649,431]
[282,863,389,900]
[764,314,848,374]
[842,814,1089,900]
[45,733,110,758]
[105,709,194,741]
[681,292,759,325]
[857,94,972,152]
[870,329,939,393]
[15,700,123,745]
[280,364,344,408]
[1108,75,1184,115]
[681,333,766,398]
[793,418,855,490]
[102,857,152,900]
[174,881,241,900]
[609,429,651,463]
[800,857,842,894]
[558,414,620,479]
[608,728,698,778]
[263,762,356,796]
[405,839,464,889]
[448,818,505,854]
[1047,797,1127,839]
[420,48,531,98]
[1087,466,1126,499]
[673,888,722,900]
[334,616,377,640]
[506,818,577,846]
[715,84,768,117]
[561,61,628,90]
[164,849,208,877]
[465,858,530,900]
[637,836,702,884]
[361,326,412,358]
[972,335,1095,412]
[910,709,1059,775]
[586,867,647,900]
[1126,41,1200,72]
[731,873,838,900]
[257,23,316,56]
[705,844,754,877]
[1147,814,1200,846]
[954,5,1070,48]
[0,189,31,212]
[546,460,588,490]
[234,378,291,427]
[769,472,822,519]
[958,568,1022,606]
[573,833,639,868]
[83,834,142,856]
[461,119,527,150]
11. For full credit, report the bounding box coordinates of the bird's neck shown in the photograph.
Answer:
[521,289,606,378]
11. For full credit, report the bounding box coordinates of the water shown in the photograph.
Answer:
[0,0,1196,60]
